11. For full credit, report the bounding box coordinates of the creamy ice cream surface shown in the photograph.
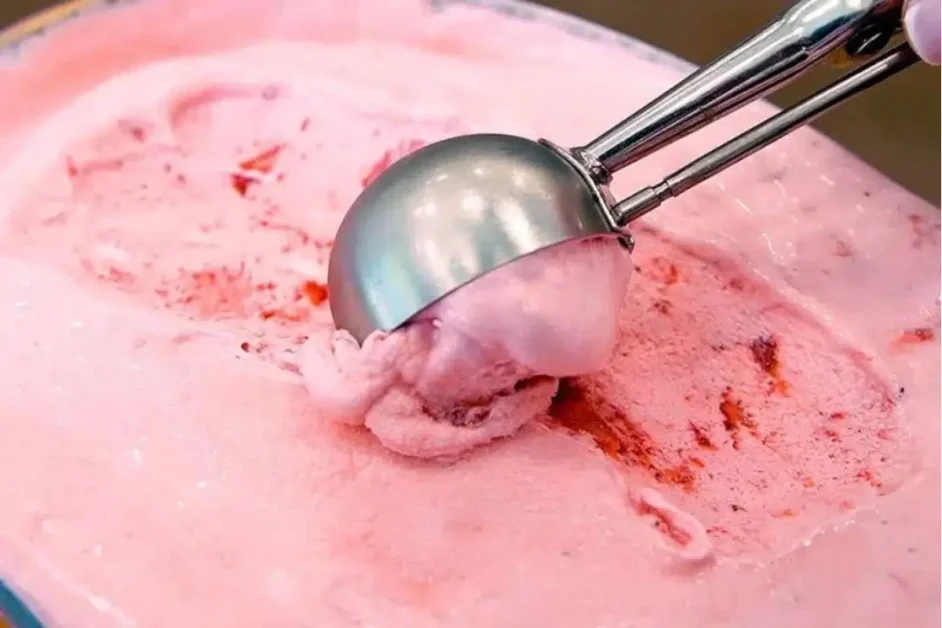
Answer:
[0,0,939,626]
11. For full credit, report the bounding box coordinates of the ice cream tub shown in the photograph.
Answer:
[0,0,939,626]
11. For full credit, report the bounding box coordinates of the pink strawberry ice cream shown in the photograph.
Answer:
[0,0,939,627]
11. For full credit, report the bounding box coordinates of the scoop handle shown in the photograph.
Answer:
[612,42,919,225]
[573,0,904,183]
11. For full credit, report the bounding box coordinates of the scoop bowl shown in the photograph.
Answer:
[327,133,627,343]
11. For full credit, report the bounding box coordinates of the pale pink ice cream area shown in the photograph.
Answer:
[0,0,939,626]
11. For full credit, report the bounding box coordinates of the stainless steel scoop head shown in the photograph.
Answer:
[328,134,625,342]
[329,0,916,342]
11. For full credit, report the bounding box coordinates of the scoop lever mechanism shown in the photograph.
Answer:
[570,0,909,197]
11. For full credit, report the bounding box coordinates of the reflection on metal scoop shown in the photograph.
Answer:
[329,0,917,342]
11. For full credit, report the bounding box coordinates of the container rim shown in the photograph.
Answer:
[0,0,697,73]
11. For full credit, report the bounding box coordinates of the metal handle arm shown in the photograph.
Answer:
[613,43,919,225]
[576,0,904,181]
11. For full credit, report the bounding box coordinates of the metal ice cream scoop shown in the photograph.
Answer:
[328,0,917,342]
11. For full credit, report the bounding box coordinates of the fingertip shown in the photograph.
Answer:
[905,0,942,65]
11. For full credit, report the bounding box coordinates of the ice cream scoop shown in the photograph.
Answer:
[329,0,917,343]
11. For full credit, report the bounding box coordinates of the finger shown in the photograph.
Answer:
[904,0,941,65]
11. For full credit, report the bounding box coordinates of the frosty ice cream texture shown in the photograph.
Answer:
[0,0,940,626]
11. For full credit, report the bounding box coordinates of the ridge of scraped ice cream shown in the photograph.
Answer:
[0,0,938,626]
[302,237,632,458]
